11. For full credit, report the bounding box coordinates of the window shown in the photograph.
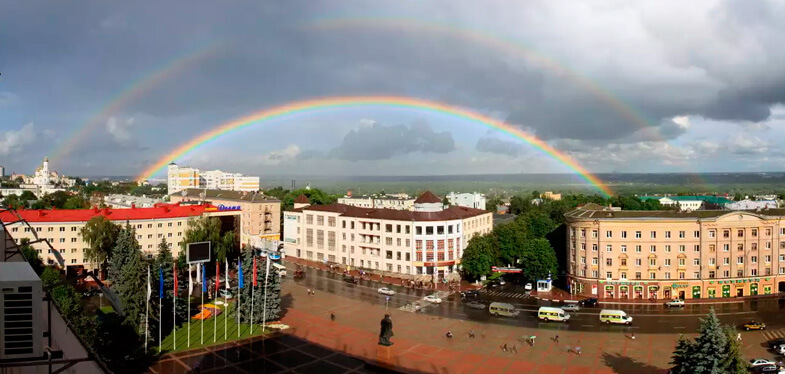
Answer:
[709,244,715,252]
[723,230,729,238]
[766,242,772,249]
[709,258,716,265]
[592,258,598,265]
[606,230,612,238]
[664,272,671,279]
[723,244,729,252]
[592,230,598,238]
[737,243,744,251]
[765,228,771,236]
[650,245,656,253]
[708,230,715,238]
[751,256,757,264]
[606,258,612,266]
[316,216,324,226]
[650,231,656,239]
[737,229,744,237]
[621,245,627,252]
[406,239,411,247]
[693,259,700,266]
[679,272,685,279]
[635,272,641,280]
[678,258,685,266]
[649,272,656,279]
[723,257,729,265]
[752,228,758,237]
[723,270,730,277]
[606,245,612,252]
[59,238,65,243]
[426,227,433,235]
[635,259,642,266]
[765,255,771,263]
[649,258,656,266]
[48,227,53,232]
[665,245,671,252]
[328,217,336,227]
[306,215,313,224]
[71,238,77,242]
[592,244,598,252]
[386,224,392,233]
[621,258,627,266]
[397,238,401,246]
[606,271,612,279]
[621,272,627,279]
[168,222,173,227]
[59,227,65,232]
[621,231,627,238]
[581,229,586,237]
[737,256,743,264]
[679,231,685,238]
[386,237,393,246]
[581,257,586,264]
[158,223,162,228]
[416,227,422,235]
[437,226,445,235]
[72,227,78,231]
[664,259,671,266]
[679,245,685,252]
[751,269,758,276]
[635,245,641,253]
[752,243,758,250]
[694,245,700,252]
[635,231,641,238]
[665,231,671,239]
[709,271,715,278]
[592,271,599,278]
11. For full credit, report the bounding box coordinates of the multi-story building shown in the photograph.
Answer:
[447,192,486,210]
[337,192,416,211]
[169,188,281,244]
[104,194,163,208]
[0,203,240,272]
[166,162,259,195]
[565,203,785,300]
[542,191,562,201]
[283,192,493,280]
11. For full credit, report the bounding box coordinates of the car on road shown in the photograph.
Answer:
[750,359,776,367]
[490,302,519,317]
[524,283,533,291]
[664,299,685,307]
[498,279,506,286]
[464,301,486,310]
[424,295,442,304]
[775,345,785,355]
[377,287,395,296]
[751,364,785,374]
[561,304,580,312]
[768,338,785,349]
[579,297,599,307]
[744,321,766,330]
[461,290,480,299]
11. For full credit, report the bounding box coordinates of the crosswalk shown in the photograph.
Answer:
[762,328,785,341]
[479,289,530,299]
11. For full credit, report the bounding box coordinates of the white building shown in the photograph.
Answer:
[725,199,778,210]
[0,165,4,178]
[283,191,493,280]
[167,162,260,195]
[337,191,415,210]
[447,191,486,210]
[104,194,163,208]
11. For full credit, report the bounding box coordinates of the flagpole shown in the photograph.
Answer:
[187,264,192,348]
[225,261,228,341]
[201,264,205,345]
[158,293,162,353]
[145,266,150,351]
[237,258,241,338]
[262,258,270,333]
[214,261,218,343]
[250,255,255,335]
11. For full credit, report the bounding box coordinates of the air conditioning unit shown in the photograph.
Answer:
[0,262,43,360]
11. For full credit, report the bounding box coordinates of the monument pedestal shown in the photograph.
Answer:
[376,345,394,364]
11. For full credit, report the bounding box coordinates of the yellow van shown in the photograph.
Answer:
[599,309,633,325]
[537,306,570,322]
[489,302,519,317]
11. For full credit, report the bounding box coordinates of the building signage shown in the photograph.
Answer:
[671,283,689,289]
[284,238,296,243]
[217,204,241,211]
[423,261,455,267]
[491,266,523,273]
[599,280,649,286]
[710,278,762,285]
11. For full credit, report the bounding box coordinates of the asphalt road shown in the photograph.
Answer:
[284,263,785,334]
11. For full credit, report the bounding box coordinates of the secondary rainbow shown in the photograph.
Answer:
[51,42,223,160]
[137,96,614,197]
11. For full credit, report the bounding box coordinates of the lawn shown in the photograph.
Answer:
[99,305,115,314]
[156,301,271,353]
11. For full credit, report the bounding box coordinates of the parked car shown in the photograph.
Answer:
[665,299,685,307]
[768,338,785,349]
[461,290,480,299]
[424,295,442,304]
[775,345,785,355]
[524,283,533,291]
[378,287,396,296]
[219,289,233,299]
[744,321,766,330]
[464,301,486,310]
[343,275,359,284]
[579,297,599,307]
[750,359,776,367]
[751,364,784,374]
[561,304,580,312]
[498,279,506,286]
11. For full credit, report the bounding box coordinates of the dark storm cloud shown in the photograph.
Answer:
[475,137,522,157]
[328,121,455,161]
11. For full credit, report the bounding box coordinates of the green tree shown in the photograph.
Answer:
[281,188,338,210]
[486,196,503,212]
[669,335,695,373]
[64,194,90,209]
[517,210,556,238]
[460,235,496,281]
[493,221,528,266]
[110,224,147,333]
[669,309,747,374]
[40,267,61,291]
[182,216,236,263]
[18,238,44,274]
[81,216,120,278]
[720,326,747,374]
[508,195,531,215]
[235,251,282,324]
[520,238,558,281]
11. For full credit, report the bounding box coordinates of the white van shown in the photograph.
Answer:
[489,302,519,317]
[271,262,287,277]
[599,309,633,325]
[537,306,570,322]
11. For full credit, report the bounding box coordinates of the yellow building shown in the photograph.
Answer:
[566,204,785,300]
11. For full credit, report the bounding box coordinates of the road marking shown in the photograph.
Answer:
[672,326,686,329]
[581,325,594,328]
[763,329,785,340]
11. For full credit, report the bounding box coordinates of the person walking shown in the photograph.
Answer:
[529,335,536,347]
[501,343,508,352]
[554,334,559,343]
[330,312,335,321]
[511,345,517,354]
[446,330,453,339]
[736,332,742,342]
[630,331,635,340]
[574,346,582,356]
[469,329,475,338]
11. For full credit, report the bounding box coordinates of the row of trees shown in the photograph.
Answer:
[670,309,747,373]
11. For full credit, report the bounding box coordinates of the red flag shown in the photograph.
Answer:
[253,256,258,287]
[215,261,220,293]
[173,263,178,297]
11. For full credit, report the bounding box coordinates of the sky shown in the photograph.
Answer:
[1,0,785,179]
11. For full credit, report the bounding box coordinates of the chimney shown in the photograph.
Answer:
[131,203,136,209]
[347,190,352,197]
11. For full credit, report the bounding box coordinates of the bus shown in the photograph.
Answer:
[271,262,286,277]
[537,306,570,322]
[599,309,633,325]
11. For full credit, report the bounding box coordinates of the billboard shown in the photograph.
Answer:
[186,241,211,263]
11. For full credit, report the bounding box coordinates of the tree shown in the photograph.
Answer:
[64,194,90,209]
[81,216,120,278]
[493,221,528,266]
[669,309,747,374]
[460,235,496,281]
[151,238,187,336]
[110,224,147,333]
[486,196,504,212]
[235,251,282,324]
[517,210,556,238]
[19,238,44,274]
[40,267,61,291]
[508,195,531,215]
[520,239,558,281]
[182,216,236,263]
[720,326,747,374]
[281,188,337,210]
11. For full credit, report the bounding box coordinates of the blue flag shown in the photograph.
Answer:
[238,258,244,289]
[159,267,164,299]
[202,264,207,293]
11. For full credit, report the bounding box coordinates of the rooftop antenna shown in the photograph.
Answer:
[291,179,295,190]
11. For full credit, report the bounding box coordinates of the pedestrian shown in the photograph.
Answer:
[446,330,453,339]
[529,336,536,347]
[307,288,311,295]
[575,346,582,356]
[501,343,507,352]
[330,312,335,321]
[511,345,517,354]
[554,334,559,343]
[469,329,475,338]
[630,331,635,340]
[736,332,742,342]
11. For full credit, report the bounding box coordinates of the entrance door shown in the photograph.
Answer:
[722,285,731,297]
[736,288,744,297]
[296,249,301,257]
[605,286,614,298]
[779,281,785,293]
[692,286,701,299]
[619,286,629,299]
[648,287,658,299]
[708,288,716,298]
[678,291,686,299]
[634,287,643,299]
[750,283,758,295]
[664,288,672,299]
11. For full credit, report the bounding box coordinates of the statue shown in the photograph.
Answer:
[378,314,394,346]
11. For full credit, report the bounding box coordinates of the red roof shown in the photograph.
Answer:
[0,203,215,223]
[293,203,488,222]
[414,191,442,204]
[294,194,310,204]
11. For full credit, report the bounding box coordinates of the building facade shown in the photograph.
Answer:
[0,203,239,271]
[166,162,260,195]
[565,204,785,300]
[103,194,163,208]
[283,192,493,279]
[447,192,486,210]
[337,192,416,211]
[169,189,281,244]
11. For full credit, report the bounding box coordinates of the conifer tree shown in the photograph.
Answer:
[110,224,147,334]
[669,334,695,373]
[692,309,726,373]
[720,326,748,374]
[235,250,282,325]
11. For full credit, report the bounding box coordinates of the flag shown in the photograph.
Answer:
[253,256,258,287]
[238,258,244,289]
[225,261,229,289]
[215,261,220,293]
[202,264,207,293]
[173,263,178,297]
[188,264,193,296]
[147,266,152,301]
[159,267,164,299]
[265,256,271,282]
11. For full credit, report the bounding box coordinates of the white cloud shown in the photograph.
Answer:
[672,116,691,129]
[105,117,134,143]
[258,145,301,165]
[0,123,36,155]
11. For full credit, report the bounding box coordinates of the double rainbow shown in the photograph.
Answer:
[137,96,613,197]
